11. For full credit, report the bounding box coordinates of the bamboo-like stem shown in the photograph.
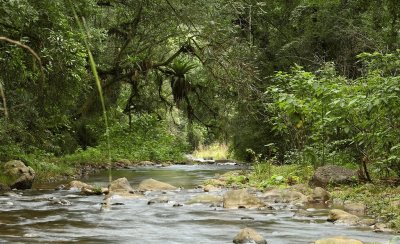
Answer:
[0,81,8,120]
[68,0,113,209]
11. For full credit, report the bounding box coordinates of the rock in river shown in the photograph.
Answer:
[223,189,266,209]
[187,194,223,205]
[68,180,94,191]
[233,228,267,244]
[327,209,359,225]
[2,160,35,190]
[138,178,177,191]
[309,187,330,203]
[313,236,363,244]
[109,177,142,198]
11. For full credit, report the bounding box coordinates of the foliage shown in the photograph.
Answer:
[261,54,400,178]
[192,143,229,160]
[1,0,400,187]
[250,163,313,189]
[62,114,188,164]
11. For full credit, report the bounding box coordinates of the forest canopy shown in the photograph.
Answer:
[0,0,400,179]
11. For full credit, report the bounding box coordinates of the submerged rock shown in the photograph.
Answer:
[187,194,223,205]
[313,236,363,244]
[327,209,359,225]
[138,178,177,191]
[47,197,72,206]
[233,228,267,244]
[148,196,169,205]
[2,160,35,190]
[309,165,358,188]
[223,189,266,209]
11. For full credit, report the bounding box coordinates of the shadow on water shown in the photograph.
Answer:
[0,165,397,243]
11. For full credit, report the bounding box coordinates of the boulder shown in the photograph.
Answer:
[187,194,223,205]
[327,209,359,225]
[309,165,358,188]
[109,177,134,193]
[109,178,141,198]
[68,180,94,190]
[2,160,35,189]
[263,188,308,204]
[81,187,103,196]
[309,187,330,203]
[314,236,363,244]
[233,228,267,244]
[223,189,266,209]
[138,178,177,191]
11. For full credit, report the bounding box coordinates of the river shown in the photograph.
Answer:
[0,165,397,243]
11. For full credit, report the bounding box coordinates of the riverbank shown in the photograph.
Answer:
[202,165,400,234]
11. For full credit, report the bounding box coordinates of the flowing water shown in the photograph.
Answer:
[0,165,397,243]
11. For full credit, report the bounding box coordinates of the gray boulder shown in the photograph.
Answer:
[309,165,358,188]
[2,160,35,189]
[233,228,267,244]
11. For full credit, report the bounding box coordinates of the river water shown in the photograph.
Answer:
[0,165,397,243]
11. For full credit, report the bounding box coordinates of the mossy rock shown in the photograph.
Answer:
[1,160,35,189]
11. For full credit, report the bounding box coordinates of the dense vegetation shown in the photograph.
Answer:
[0,0,400,182]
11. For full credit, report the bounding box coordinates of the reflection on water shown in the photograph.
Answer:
[0,165,396,243]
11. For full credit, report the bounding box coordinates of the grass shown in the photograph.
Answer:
[192,143,229,160]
